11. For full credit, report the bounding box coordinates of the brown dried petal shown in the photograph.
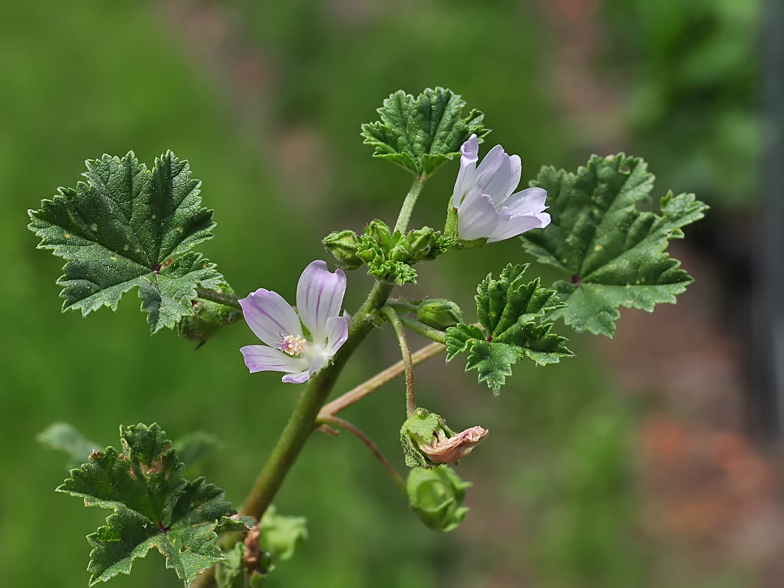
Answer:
[418,426,488,464]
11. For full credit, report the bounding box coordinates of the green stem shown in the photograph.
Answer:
[317,415,407,496]
[195,287,242,310]
[396,314,447,345]
[379,306,416,417]
[393,176,426,234]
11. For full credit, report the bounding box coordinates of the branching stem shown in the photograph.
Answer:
[393,176,425,234]
[317,415,407,495]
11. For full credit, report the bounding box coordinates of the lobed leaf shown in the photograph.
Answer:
[521,154,709,337]
[37,422,100,470]
[57,423,247,587]
[361,88,489,178]
[445,264,572,395]
[28,151,224,333]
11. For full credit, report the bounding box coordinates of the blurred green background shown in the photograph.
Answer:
[0,0,765,587]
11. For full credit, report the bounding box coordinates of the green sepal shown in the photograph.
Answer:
[400,408,455,469]
[37,422,100,470]
[57,423,238,587]
[258,506,308,561]
[521,154,709,338]
[28,151,225,333]
[361,88,490,178]
[322,229,363,270]
[414,299,463,330]
[407,466,471,532]
[177,283,240,345]
[445,264,573,395]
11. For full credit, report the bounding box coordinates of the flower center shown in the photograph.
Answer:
[278,334,307,357]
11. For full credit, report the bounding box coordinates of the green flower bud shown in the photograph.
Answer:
[322,230,362,270]
[415,299,463,330]
[177,285,239,345]
[407,465,471,532]
[365,219,393,248]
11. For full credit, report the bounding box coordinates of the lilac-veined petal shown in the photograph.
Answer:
[324,315,349,357]
[486,209,551,243]
[240,345,308,374]
[457,188,506,241]
[281,355,328,384]
[479,153,522,206]
[452,134,479,208]
[501,187,548,215]
[472,145,507,194]
[240,289,302,347]
[296,260,346,342]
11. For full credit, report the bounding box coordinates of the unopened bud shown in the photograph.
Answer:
[177,285,239,345]
[415,299,463,330]
[322,230,362,270]
[407,465,471,532]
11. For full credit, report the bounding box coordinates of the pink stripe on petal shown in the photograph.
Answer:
[240,345,307,374]
[296,260,346,342]
[239,288,302,347]
[324,315,349,357]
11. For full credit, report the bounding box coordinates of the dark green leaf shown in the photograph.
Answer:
[37,422,100,469]
[445,264,572,395]
[361,88,490,177]
[28,151,224,333]
[521,154,709,337]
[57,423,238,586]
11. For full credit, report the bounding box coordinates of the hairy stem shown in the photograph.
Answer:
[396,314,447,345]
[319,341,446,418]
[379,306,416,417]
[317,415,407,495]
[195,287,242,309]
[393,176,426,234]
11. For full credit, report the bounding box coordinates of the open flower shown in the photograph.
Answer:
[239,260,349,384]
[452,134,550,243]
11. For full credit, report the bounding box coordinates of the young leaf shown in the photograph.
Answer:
[57,423,248,587]
[37,422,100,469]
[258,506,308,561]
[445,264,572,395]
[28,151,225,333]
[521,154,709,338]
[361,88,490,178]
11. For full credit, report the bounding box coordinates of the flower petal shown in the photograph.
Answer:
[296,260,347,343]
[457,188,506,241]
[502,187,548,215]
[452,134,479,208]
[486,210,551,243]
[240,289,302,347]
[240,345,308,374]
[479,152,522,206]
[324,315,349,357]
[281,355,328,384]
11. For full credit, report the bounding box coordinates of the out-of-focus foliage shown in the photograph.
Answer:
[599,0,761,206]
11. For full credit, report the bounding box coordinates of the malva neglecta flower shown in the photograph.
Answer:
[452,134,550,243]
[239,260,349,384]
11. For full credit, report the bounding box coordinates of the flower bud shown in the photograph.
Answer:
[407,466,471,532]
[365,219,394,248]
[400,408,487,468]
[415,299,463,330]
[322,230,362,270]
[177,285,240,345]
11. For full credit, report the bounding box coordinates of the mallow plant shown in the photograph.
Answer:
[28,88,708,587]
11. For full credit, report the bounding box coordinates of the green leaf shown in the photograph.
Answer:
[521,154,709,337]
[28,151,225,333]
[445,264,572,395]
[57,423,242,587]
[258,506,308,562]
[37,422,100,469]
[361,88,490,178]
